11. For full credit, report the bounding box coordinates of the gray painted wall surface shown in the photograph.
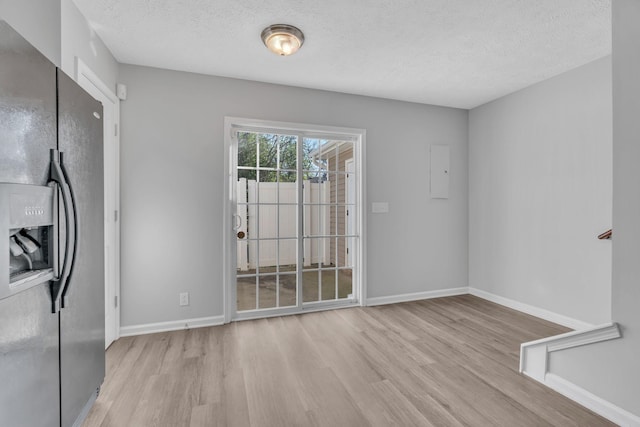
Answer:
[61,0,118,90]
[550,0,640,417]
[118,64,468,327]
[0,0,61,65]
[469,57,612,325]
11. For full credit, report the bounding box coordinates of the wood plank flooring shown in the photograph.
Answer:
[82,295,615,426]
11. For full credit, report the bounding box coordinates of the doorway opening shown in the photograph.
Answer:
[224,118,365,321]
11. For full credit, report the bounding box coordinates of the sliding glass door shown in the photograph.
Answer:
[229,123,361,319]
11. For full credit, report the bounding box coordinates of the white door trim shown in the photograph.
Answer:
[223,117,367,323]
[345,158,355,268]
[75,58,121,347]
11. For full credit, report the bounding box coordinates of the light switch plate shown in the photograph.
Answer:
[371,202,389,213]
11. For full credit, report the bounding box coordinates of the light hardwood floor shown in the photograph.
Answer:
[83,295,615,426]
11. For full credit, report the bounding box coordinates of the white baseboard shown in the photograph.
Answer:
[120,315,225,337]
[545,374,640,426]
[366,287,469,306]
[468,287,593,330]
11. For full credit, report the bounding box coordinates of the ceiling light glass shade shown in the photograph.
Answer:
[261,24,304,56]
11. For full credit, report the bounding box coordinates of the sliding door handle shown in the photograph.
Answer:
[233,214,242,231]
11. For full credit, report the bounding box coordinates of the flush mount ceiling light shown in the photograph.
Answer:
[261,24,305,56]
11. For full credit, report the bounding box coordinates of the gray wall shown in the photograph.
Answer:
[61,0,118,90]
[118,64,468,327]
[550,0,640,417]
[469,57,612,325]
[0,0,61,65]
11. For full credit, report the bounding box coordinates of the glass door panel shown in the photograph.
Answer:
[302,137,355,304]
[236,132,299,312]
[234,130,358,317]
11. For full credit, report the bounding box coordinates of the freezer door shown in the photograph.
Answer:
[57,70,105,427]
[0,21,57,185]
[0,284,60,427]
[0,20,60,427]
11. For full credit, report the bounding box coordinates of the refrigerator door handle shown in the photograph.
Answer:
[59,152,78,309]
[49,149,75,313]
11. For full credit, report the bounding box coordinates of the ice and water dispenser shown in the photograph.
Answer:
[0,183,56,300]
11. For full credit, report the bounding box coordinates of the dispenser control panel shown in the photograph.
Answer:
[0,183,56,300]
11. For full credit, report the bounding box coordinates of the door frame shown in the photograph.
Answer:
[76,58,121,347]
[223,117,367,323]
[345,158,355,267]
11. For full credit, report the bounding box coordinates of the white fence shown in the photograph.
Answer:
[237,178,330,271]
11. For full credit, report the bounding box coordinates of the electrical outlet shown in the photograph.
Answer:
[179,292,189,306]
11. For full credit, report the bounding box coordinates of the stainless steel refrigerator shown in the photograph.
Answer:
[0,20,105,427]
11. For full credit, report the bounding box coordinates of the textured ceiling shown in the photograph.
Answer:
[73,0,611,109]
